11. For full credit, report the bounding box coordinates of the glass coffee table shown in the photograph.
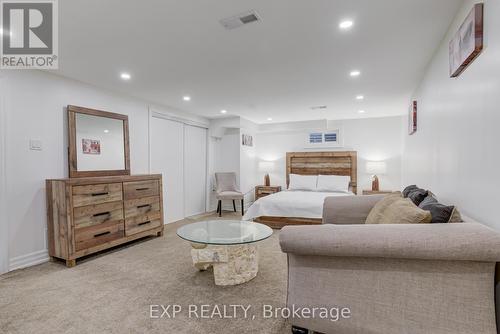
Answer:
[177,220,273,286]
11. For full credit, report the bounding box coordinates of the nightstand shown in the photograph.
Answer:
[255,186,282,200]
[362,190,393,195]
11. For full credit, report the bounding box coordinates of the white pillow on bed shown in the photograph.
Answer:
[316,175,350,193]
[288,174,317,191]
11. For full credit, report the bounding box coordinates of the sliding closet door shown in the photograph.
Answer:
[150,117,184,223]
[183,125,207,217]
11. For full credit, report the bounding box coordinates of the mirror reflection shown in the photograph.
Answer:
[75,113,125,171]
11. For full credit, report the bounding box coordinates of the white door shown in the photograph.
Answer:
[150,117,185,224]
[183,125,207,217]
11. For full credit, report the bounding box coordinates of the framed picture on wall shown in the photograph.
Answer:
[242,134,253,147]
[449,3,484,78]
[408,101,417,135]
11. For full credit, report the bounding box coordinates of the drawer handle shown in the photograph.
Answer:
[137,204,151,210]
[136,187,149,191]
[91,192,109,197]
[93,211,111,218]
[138,221,151,226]
[93,211,111,221]
[94,231,111,238]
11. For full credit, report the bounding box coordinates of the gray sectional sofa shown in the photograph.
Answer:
[279,195,500,334]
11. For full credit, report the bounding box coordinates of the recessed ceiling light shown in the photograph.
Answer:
[120,72,131,80]
[358,110,366,114]
[183,96,191,101]
[220,110,227,114]
[104,129,109,133]
[339,20,354,30]
[267,117,273,121]
[356,95,364,100]
[350,70,361,77]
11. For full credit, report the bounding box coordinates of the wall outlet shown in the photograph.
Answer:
[29,139,42,151]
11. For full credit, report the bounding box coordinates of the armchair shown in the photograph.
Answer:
[214,172,244,216]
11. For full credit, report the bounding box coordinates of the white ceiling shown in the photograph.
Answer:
[57,0,463,123]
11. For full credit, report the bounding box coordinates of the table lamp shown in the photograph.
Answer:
[365,161,387,191]
[258,161,275,186]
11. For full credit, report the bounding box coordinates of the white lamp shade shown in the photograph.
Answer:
[258,161,275,172]
[365,161,387,175]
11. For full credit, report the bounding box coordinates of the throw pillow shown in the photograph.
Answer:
[418,196,455,224]
[449,207,464,223]
[402,185,419,197]
[366,195,432,225]
[406,188,428,206]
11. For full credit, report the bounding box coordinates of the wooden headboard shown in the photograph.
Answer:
[286,151,358,194]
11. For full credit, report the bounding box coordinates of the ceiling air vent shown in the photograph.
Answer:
[311,105,327,110]
[220,10,261,30]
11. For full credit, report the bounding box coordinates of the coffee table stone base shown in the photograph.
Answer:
[190,243,258,286]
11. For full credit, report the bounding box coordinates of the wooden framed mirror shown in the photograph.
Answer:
[68,105,130,178]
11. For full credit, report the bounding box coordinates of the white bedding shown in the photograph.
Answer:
[243,190,353,221]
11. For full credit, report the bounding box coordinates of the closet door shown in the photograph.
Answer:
[183,125,207,217]
[150,117,184,223]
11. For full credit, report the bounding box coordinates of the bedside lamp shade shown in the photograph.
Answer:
[365,161,387,175]
[365,161,386,191]
[258,161,275,172]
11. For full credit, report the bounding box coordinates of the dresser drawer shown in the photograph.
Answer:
[73,201,124,229]
[123,180,159,200]
[72,183,123,207]
[125,211,162,236]
[124,196,160,219]
[75,220,125,251]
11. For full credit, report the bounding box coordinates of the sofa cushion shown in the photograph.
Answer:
[366,194,432,225]
[418,196,455,224]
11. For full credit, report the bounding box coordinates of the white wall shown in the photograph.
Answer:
[402,0,500,228]
[207,117,259,211]
[209,129,241,211]
[240,127,257,207]
[256,116,404,193]
[2,70,207,271]
[0,76,8,274]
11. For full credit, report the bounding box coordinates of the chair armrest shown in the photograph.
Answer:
[279,223,500,262]
[322,195,385,225]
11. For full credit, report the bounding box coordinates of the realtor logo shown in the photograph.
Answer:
[0,0,58,69]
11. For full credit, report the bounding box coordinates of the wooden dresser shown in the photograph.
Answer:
[46,174,164,267]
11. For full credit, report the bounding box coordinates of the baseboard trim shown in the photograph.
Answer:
[9,249,49,272]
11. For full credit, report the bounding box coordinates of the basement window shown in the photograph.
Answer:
[309,133,323,144]
[306,130,342,148]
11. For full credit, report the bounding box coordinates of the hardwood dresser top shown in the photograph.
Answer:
[46,174,162,185]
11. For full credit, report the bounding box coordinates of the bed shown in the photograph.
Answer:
[244,151,357,229]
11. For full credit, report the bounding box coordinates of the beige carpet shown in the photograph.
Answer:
[0,213,292,334]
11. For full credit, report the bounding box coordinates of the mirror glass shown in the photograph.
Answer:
[75,113,125,171]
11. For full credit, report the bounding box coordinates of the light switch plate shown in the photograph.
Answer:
[29,139,42,151]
